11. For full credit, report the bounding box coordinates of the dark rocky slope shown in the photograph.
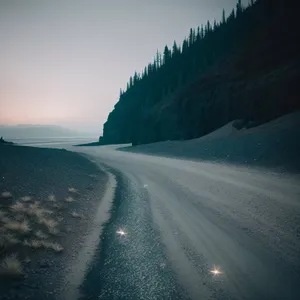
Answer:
[100,0,300,146]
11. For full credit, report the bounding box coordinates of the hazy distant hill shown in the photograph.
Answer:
[0,125,83,139]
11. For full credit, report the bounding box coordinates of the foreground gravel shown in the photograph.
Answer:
[0,144,108,300]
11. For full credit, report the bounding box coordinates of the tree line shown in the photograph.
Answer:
[101,0,300,145]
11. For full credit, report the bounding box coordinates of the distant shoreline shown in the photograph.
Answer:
[75,141,101,147]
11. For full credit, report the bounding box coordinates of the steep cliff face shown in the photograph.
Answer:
[100,0,300,146]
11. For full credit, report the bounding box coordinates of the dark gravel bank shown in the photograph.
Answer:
[0,144,108,300]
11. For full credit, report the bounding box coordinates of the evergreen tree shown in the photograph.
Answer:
[155,49,161,68]
[172,41,179,56]
[222,9,226,24]
[213,19,217,31]
[163,45,171,64]
[133,72,138,85]
[201,25,204,39]
[236,0,243,16]
[196,26,201,40]
[205,21,211,35]
[188,28,194,46]
[182,39,188,52]
[228,8,236,22]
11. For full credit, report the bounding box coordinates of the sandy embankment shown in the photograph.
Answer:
[0,144,110,300]
[120,111,300,173]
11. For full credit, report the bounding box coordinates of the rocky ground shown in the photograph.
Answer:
[0,144,108,299]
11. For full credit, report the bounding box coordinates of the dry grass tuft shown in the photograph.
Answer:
[40,208,54,215]
[68,187,79,194]
[20,196,32,202]
[48,227,59,235]
[1,191,12,199]
[39,218,58,229]
[34,230,48,240]
[48,194,56,202]
[26,203,45,220]
[0,254,23,277]
[27,209,43,219]
[44,242,64,252]
[38,218,59,235]
[10,201,28,213]
[23,239,43,249]
[70,211,81,218]
[4,219,31,234]
[50,242,64,252]
[29,201,40,210]
[23,239,63,252]
[30,239,42,248]
[65,196,74,203]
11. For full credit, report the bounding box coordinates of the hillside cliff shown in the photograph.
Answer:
[100,0,300,146]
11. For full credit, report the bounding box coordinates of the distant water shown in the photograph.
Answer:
[9,137,98,149]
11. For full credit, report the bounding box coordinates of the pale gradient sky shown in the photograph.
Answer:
[0,0,246,134]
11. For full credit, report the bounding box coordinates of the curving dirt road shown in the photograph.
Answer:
[73,145,300,300]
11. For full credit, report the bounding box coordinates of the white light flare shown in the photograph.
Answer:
[116,229,127,236]
[210,265,223,276]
